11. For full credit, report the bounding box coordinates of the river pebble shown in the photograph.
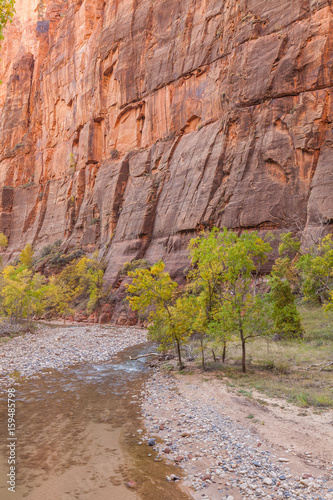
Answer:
[141,372,333,500]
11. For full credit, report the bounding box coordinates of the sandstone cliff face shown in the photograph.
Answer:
[0,1,333,303]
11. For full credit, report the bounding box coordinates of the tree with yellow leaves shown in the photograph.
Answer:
[19,244,34,268]
[0,264,48,323]
[126,261,192,369]
[0,232,8,250]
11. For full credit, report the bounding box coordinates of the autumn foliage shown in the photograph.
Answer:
[0,245,105,324]
[126,228,309,372]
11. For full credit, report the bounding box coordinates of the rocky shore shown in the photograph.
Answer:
[0,324,147,391]
[141,371,333,500]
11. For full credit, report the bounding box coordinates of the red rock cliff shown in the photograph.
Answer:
[1,0,333,287]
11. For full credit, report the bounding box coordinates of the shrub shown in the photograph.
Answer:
[40,240,62,259]
[50,248,85,266]
[120,259,150,275]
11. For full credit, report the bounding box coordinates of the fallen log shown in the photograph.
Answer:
[319,361,333,372]
[129,352,159,360]
[306,360,333,371]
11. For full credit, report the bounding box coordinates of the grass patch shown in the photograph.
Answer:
[255,398,269,406]
[226,369,333,409]
[238,389,252,398]
[161,363,174,373]
[222,306,333,408]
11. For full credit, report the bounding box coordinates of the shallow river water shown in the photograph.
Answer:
[0,343,190,500]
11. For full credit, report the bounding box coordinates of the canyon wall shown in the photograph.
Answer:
[0,0,333,300]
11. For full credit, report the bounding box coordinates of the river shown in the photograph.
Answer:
[0,343,190,500]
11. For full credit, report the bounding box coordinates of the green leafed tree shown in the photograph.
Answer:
[268,274,303,339]
[126,261,191,369]
[268,237,304,339]
[188,227,233,366]
[0,233,8,267]
[0,0,15,41]
[189,228,273,373]
[45,275,76,323]
[186,293,210,370]
[277,232,333,310]
[297,234,333,308]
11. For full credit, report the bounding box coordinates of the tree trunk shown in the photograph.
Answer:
[239,321,246,373]
[241,339,246,373]
[212,350,217,363]
[200,335,205,370]
[175,338,183,370]
[222,341,227,363]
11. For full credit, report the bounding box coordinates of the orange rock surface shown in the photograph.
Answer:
[0,0,333,290]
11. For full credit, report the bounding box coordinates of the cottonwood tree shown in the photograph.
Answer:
[170,292,209,370]
[73,253,105,313]
[0,244,47,323]
[268,275,303,339]
[47,253,105,321]
[0,233,8,267]
[45,275,76,323]
[277,232,333,310]
[0,264,48,323]
[189,228,273,373]
[297,234,333,309]
[19,244,34,268]
[188,228,233,365]
[126,261,191,369]
[0,247,105,324]
[0,232,8,250]
[268,243,304,339]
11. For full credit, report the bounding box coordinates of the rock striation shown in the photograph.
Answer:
[1,0,333,296]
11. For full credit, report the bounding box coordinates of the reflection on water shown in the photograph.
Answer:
[0,343,190,500]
